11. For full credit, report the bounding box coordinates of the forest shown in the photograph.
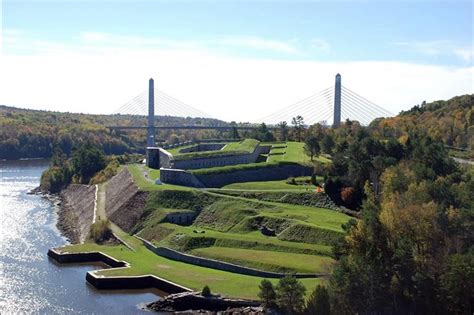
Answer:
[0,105,239,160]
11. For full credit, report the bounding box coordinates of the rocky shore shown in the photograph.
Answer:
[59,184,96,243]
[146,292,264,314]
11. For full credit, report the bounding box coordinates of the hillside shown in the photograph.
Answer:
[370,94,473,151]
[0,105,234,160]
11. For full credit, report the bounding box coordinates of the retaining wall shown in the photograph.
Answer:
[160,168,205,188]
[196,164,312,188]
[48,248,191,294]
[48,248,127,267]
[159,148,173,168]
[136,237,319,279]
[105,169,148,232]
[172,144,270,170]
[160,164,312,188]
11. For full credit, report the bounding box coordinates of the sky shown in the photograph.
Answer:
[0,0,473,123]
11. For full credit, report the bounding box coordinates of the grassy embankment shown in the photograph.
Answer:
[170,139,260,161]
[190,141,330,176]
[60,140,348,299]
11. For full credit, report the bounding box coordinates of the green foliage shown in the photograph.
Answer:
[440,253,474,313]
[258,279,276,309]
[291,115,305,142]
[201,285,212,297]
[278,224,341,246]
[194,200,259,232]
[393,94,473,150]
[304,136,321,161]
[305,285,330,315]
[191,160,298,175]
[89,220,113,244]
[251,123,274,142]
[275,275,306,314]
[71,142,106,184]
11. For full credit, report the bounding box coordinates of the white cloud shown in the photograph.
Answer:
[393,40,474,63]
[217,36,301,55]
[310,38,330,53]
[0,32,472,123]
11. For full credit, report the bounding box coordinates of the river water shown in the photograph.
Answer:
[0,159,160,314]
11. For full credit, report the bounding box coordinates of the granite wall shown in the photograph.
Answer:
[136,237,319,279]
[160,164,312,188]
[172,144,270,170]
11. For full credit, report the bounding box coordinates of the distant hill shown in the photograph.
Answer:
[0,105,233,160]
[370,94,473,151]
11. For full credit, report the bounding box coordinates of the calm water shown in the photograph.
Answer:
[0,159,160,314]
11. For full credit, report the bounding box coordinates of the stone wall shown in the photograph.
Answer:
[146,147,160,169]
[172,144,270,170]
[59,184,96,243]
[105,169,148,232]
[165,211,197,225]
[160,164,312,188]
[137,237,319,279]
[159,148,173,168]
[196,164,312,188]
[160,168,205,188]
[47,248,190,294]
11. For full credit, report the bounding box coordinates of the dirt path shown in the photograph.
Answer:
[93,181,136,250]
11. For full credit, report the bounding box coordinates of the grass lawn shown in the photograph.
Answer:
[60,241,323,299]
[267,142,330,164]
[190,247,334,274]
[220,176,323,191]
[151,223,334,256]
[222,139,259,153]
[127,164,193,192]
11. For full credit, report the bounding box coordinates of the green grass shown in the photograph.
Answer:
[190,247,334,274]
[60,242,323,299]
[222,139,259,153]
[171,139,260,161]
[144,223,334,256]
[190,160,298,175]
[220,176,322,191]
[127,164,193,192]
[268,142,330,164]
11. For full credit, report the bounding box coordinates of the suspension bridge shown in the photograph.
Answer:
[108,74,394,146]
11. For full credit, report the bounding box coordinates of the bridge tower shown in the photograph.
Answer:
[333,73,342,128]
[147,78,155,147]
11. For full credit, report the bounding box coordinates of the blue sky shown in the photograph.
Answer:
[1,1,473,122]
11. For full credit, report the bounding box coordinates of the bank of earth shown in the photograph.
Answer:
[52,163,352,300]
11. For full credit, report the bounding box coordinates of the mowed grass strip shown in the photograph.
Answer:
[190,247,334,274]
[222,139,259,153]
[127,164,193,192]
[267,142,330,164]
[220,177,317,190]
[60,243,323,299]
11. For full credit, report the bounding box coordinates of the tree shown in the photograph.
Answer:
[201,285,212,297]
[304,136,320,161]
[291,115,305,141]
[305,285,330,315]
[258,279,276,309]
[253,123,274,142]
[321,134,335,154]
[276,275,306,314]
[71,142,106,184]
[277,121,289,141]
